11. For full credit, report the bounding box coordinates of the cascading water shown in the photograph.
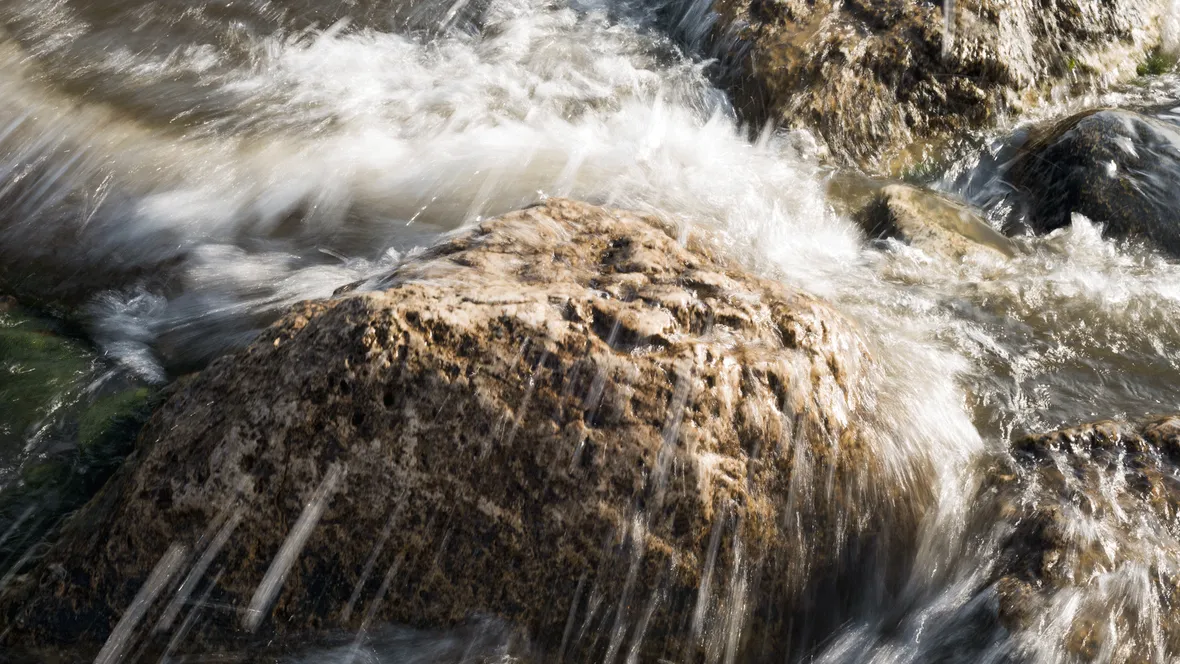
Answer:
[1,0,1179,661]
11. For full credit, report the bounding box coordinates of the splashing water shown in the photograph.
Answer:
[1,0,1180,660]
[941,0,955,60]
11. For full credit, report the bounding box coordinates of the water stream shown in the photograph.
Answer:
[1,0,1179,661]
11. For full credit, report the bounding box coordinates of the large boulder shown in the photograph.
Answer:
[714,0,1169,169]
[1001,109,1180,256]
[985,415,1180,661]
[0,200,932,661]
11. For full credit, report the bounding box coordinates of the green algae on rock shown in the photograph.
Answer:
[0,299,157,608]
[0,199,941,662]
[76,388,152,451]
[0,302,94,460]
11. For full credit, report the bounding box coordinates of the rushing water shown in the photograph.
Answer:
[1,0,1179,661]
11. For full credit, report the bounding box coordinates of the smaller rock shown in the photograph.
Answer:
[0,302,156,604]
[1003,109,1180,257]
[984,415,1180,661]
[855,184,1016,259]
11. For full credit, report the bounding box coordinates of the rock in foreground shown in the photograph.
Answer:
[0,200,926,661]
[716,0,1169,169]
[1002,109,1180,257]
[987,415,1180,661]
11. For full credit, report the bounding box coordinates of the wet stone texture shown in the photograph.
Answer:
[0,199,926,661]
[715,0,1168,169]
[1003,109,1180,257]
[854,183,1016,260]
[985,416,1180,662]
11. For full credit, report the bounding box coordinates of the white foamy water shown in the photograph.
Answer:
[1,0,1180,660]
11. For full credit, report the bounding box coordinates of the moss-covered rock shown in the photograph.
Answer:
[76,388,152,451]
[0,300,156,607]
[0,385,156,547]
[0,305,93,450]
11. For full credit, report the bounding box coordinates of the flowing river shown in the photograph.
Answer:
[1,0,1179,661]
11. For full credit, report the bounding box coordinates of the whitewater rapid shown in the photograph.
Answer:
[2,0,1180,660]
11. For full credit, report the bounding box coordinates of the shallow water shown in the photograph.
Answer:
[0,0,1179,661]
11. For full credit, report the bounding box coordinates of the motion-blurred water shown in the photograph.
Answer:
[1,0,1179,661]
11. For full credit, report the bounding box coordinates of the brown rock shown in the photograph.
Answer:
[986,415,1180,661]
[855,183,1017,259]
[716,0,1169,170]
[0,199,930,661]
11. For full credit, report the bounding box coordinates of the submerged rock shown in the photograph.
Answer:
[0,302,94,453]
[855,184,1016,259]
[0,300,156,603]
[986,415,1180,661]
[715,0,1169,169]
[0,200,932,661]
[1002,109,1180,257]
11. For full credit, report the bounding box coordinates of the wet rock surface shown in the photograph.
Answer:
[0,299,156,615]
[715,0,1168,169]
[0,199,926,661]
[987,415,1180,661]
[854,183,1016,260]
[0,299,96,463]
[1001,109,1180,257]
